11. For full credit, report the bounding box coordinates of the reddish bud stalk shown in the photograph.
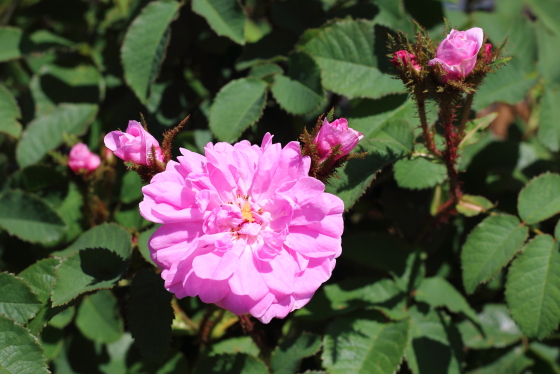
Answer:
[441,105,463,202]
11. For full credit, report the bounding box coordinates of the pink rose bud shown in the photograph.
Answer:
[392,50,421,71]
[428,27,484,81]
[314,118,364,162]
[68,143,101,175]
[484,43,492,63]
[104,120,164,165]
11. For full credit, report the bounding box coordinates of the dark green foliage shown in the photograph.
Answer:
[1,0,560,372]
[127,269,174,362]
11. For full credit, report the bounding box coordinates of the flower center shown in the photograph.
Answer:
[241,201,254,222]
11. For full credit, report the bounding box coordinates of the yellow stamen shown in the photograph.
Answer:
[241,201,254,222]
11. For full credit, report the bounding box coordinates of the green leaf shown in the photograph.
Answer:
[373,0,414,35]
[326,119,413,209]
[341,232,422,292]
[121,0,181,103]
[0,190,66,244]
[0,27,31,62]
[525,0,560,37]
[210,336,259,357]
[472,58,538,111]
[30,64,104,114]
[128,269,173,362]
[0,83,21,138]
[393,157,447,190]
[295,278,406,321]
[48,306,74,329]
[193,353,269,374]
[458,112,498,149]
[18,258,60,303]
[506,234,560,339]
[456,195,494,217]
[0,273,42,325]
[462,214,528,294]
[466,347,532,374]
[301,19,403,99]
[51,248,128,306]
[405,305,463,374]
[39,325,63,360]
[347,95,421,139]
[0,315,49,374]
[54,182,83,244]
[76,290,123,343]
[538,87,560,152]
[100,333,134,374]
[556,220,560,240]
[270,333,322,374]
[120,171,143,203]
[528,342,560,374]
[138,225,158,266]
[16,103,98,167]
[10,165,66,197]
[248,63,283,79]
[208,77,268,142]
[271,52,324,115]
[192,0,247,45]
[322,311,409,374]
[536,21,560,86]
[518,173,560,225]
[52,222,132,259]
[457,304,523,349]
[415,277,479,324]
[129,349,189,374]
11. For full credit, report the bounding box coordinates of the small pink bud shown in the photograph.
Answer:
[314,118,364,162]
[428,27,484,81]
[484,43,492,63]
[68,143,101,175]
[392,50,421,71]
[104,120,164,165]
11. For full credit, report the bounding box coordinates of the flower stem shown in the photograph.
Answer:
[414,88,440,156]
[458,93,474,140]
[239,314,272,366]
[441,104,462,202]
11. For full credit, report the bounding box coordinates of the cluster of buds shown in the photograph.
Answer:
[300,113,366,184]
[389,22,506,101]
[104,116,188,182]
[388,22,508,211]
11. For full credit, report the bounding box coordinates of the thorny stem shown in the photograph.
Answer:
[199,305,218,343]
[414,87,441,156]
[441,103,463,202]
[458,93,474,140]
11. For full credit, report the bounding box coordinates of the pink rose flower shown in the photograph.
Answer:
[139,133,344,323]
[104,120,164,165]
[314,118,364,162]
[392,50,421,71]
[429,27,484,81]
[68,143,100,175]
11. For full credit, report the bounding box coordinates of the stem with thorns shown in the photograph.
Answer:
[414,87,440,156]
[441,103,462,202]
[458,93,474,140]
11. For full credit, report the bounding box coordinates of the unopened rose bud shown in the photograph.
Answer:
[428,27,483,81]
[68,143,101,175]
[314,118,364,162]
[104,120,164,166]
[484,43,492,63]
[392,50,421,71]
